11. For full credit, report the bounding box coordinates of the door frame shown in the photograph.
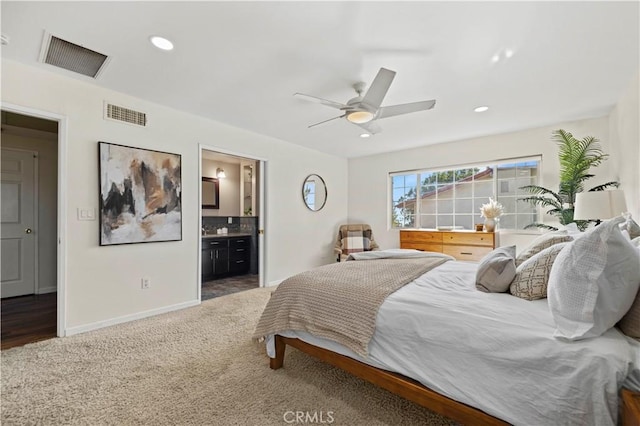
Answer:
[2,102,68,337]
[198,144,267,300]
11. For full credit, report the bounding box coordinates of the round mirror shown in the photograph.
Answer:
[302,174,327,211]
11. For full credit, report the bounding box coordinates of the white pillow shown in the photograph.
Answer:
[561,222,584,238]
[547,216,640,340]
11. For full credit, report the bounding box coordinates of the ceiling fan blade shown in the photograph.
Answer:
[308,114,346,128]
[294,93,347,110]
[354,120,382,135]
[360,68,396,111]
[377,100,436,119]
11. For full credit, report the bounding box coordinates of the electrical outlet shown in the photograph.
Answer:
[141,278,150,289]
[228,217,232,224]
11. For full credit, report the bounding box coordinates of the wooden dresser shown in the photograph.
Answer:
[399,230,496,261]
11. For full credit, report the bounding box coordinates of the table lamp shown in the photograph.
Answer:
[573,189,627,225]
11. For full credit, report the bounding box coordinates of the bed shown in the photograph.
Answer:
[255,248,640,426]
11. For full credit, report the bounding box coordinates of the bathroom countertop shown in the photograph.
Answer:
[201,232,252,239]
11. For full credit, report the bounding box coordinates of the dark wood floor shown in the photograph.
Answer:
[1,293,57,350]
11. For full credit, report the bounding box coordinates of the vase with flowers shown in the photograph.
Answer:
[480,198,504,232]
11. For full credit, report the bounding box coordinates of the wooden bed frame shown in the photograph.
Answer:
[270,334,508,426]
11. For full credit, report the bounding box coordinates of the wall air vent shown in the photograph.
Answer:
[40,34,110,78]
[104,103,147,127]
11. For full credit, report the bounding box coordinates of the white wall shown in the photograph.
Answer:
[609,70,640,219]
[2,127,58,294]
[202,159,240,217]
[348,117,616,251]
[2,59,348,331]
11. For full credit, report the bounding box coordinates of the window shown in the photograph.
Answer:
[391,157,540,230]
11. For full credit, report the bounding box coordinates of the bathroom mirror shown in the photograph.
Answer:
[302,174,327,212]
[202,177,220,209]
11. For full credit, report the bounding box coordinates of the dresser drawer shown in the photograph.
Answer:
[229,237,250,248]
[442,232,493,247]
[206,239,227,248]
[229,246,249,260]
[400,242,443,253]
[400,231,443,244]
[443,245,492,261]
[229,258,249,274]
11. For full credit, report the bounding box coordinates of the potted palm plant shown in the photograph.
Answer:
[519,129,619,231]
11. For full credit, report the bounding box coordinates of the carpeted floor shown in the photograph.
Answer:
[1,287,456,425]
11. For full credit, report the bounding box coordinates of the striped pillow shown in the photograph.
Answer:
[515,231,573,267]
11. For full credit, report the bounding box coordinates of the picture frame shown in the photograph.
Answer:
[98,141,182,246]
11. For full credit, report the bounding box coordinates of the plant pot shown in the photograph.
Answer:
[484,218,497,232]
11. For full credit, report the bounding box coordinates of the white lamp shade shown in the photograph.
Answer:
[573,189,627,220]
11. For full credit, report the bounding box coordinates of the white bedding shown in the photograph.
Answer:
[266,260,636,426]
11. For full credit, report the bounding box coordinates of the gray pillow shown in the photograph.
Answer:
[475,246,516,293]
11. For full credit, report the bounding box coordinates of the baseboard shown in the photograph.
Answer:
[37,286,57,294]
[65,299,200,336]
[267,279,283,287]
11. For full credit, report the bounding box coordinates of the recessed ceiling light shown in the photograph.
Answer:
[474,106,489,113]
[360,133,371,138]
[491,48,515,63]
[150,36,174,51]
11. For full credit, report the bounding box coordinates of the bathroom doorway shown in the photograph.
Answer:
[198,146,265,301]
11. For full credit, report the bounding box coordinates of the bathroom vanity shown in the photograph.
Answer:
[201,233,251,280]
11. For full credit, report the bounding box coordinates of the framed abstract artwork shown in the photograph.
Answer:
[98,142,182,245]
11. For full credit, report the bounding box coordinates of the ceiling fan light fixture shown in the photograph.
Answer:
[359,133,371,138]
[346,110,374,124]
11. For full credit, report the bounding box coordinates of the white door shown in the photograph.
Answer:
[1,149,37,298]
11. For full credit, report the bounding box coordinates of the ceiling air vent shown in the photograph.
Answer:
[104,103,147,127]
[40,34,110,78]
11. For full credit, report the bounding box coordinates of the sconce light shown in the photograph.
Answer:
[216,168,226,179]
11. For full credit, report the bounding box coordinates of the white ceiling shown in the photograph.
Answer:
[2,2,638,158]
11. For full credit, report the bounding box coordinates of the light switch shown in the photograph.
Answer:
[77,208,96,221]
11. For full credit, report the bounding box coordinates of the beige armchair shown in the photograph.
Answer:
[334,224,380,262]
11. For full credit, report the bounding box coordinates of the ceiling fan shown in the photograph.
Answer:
[294,67,436,135]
